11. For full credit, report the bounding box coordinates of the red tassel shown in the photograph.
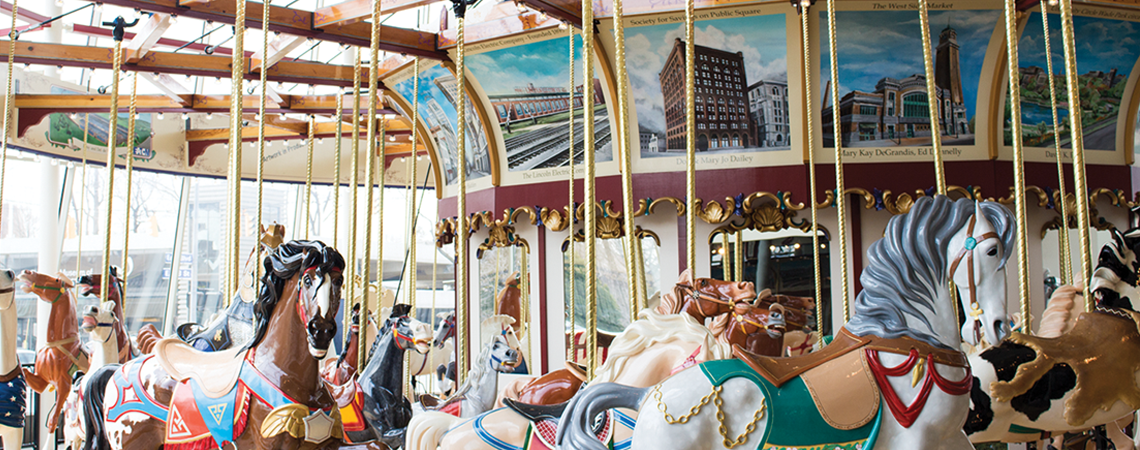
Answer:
[164,437,214,450]
[234,384,251,438]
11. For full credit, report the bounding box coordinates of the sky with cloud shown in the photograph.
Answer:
[624,14,788,135]
[1018,13,1140,78]
[468,35,594,96]
[820,9,999,120]
[393,64,489,183]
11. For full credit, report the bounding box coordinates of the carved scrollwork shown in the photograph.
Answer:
[693,197,736,224]
[1040,208,1115,238]
[998,186,1049,208]
[633,196,686,217]
[539,205,573,232]
[564,225,660,251]
[435,218,457,247]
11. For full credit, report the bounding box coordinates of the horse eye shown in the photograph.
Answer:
[986,247,998,257]
[700,280,708,287]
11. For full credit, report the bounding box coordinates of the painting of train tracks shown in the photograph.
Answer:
[468,34,613,171]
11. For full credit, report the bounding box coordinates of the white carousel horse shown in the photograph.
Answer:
[62,301,121,450]
[414,315,521,418]
[406,312,455,391]
[965,225,1140,448]
[0,269,23,449]
[406,276,745,450]
[559,196,1016,450]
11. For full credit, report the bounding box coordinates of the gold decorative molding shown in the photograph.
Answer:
[632,196,686,217]
[692,197,736,224]
[562,226,660,252]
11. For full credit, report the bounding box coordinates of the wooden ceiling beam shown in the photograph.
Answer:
[250,34,307,71]
[125,13,174,63]
[71,23,252,57]
[77,0,447,60]
[14,93,397,115]
[0,0,49,24]
[3,41,380,87]
[312,0,434,28]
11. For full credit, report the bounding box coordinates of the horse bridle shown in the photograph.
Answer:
[946,213,1000,343]
[32,282,67,303]
[675,282,753,307]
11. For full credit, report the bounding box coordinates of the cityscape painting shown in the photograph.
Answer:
[468,34,613,172]
[625,13,789,157]
[820,9,998,148]
[1005,13,1140,151]
[392,63,493,185]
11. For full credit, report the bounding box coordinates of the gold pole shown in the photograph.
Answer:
[364,0,386,367]
[255,0,272,292]
[429,228,437,393]
[721,232,731,281]
[0,0,16,253]
[583,0,599,380]
[99,37,125,310]
[1003,0,1032,334]
[405,56,420,401]
[917,0,946,195]
[1040,3,1072,285]
[734,230,743,283]
[121,72,139,291]
[76,114,90,279]
[456,7,471,386]
[520,248,530,371]
[304,116,315,239]
[567,25,577,362]
[825,0,850,323]
[349,50,363,361]
[683,0,696,284]
[227,0,248,306]
[359,123,379,369]
[333,91,343,250]
[799,4,823,334]
[612,0,640,322]
[1058,0,1093,307]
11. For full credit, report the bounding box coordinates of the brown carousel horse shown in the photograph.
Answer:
[495,272,522,332]
[717,290,816,357]
[76,267,138,362]
[18,270,90,432]
[83,240,364,450]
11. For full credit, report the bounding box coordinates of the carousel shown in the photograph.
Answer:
[0,0,1138,448]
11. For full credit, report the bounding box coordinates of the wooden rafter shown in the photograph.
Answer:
[438,10,561,48]
[312,0,435,28]
[1,41,383,87]
[78,0,447,60]
[125,13,174,63]
[71,23,252,57]
[13,93,391,114]
[0,0,49,24]
[250,34,307,71]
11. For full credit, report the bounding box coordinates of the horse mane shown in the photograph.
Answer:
[1038,284,1081,338]
[593,308,730,384]
[654,270,693,315]
[247,240,345,350]
[844,196,1015,349]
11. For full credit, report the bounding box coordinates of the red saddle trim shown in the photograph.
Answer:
[866,349,972,428]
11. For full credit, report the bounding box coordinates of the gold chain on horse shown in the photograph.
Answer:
[652,385,766,449]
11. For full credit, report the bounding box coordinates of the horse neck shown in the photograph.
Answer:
[909,284,959,349]
[109,285,131,353]
[250,279,322,403]
[90,330,119,369]
[359,327,406,395]
[47,291,78,344]
[0,297,16,374]
[456,347,495,410]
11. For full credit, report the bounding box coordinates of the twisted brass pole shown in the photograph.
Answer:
[121,72,139,291]
[1003,0,1032,334]
[304,116,315,239]
[99,37,124,311]
[456,7,471,385]
[226,0,248,306]
[582,0,598,380]
[799,4,823,334]
[76,114,90,279]
[0,0,16,253]
[1057,0,1092,308]
[404,56,420,401]
[683,0,696,284]
[255,0,272,289]
[612,0,639,322]
[566,26,577,362]
[333,91,343,249]
[1039,2,1072,285]
[363,0,386,368]
[917,0,946,195]
[825,0,850,323]
[351,48,365,369]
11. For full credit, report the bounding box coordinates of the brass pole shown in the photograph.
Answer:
[734,230,743,283]
[566,26,577,362]
[825,0,850,323]
[363,0,386,367]
[582,0,599,380]
[304,116,315,239]
[255,0,272,291]
[917,0,946,194]
[76,114,90,279]
[350,50,363,363]
[799,3,823,334]
[1039,2,1072,285]
[333,91,343,250]
[1057,0,1093,307]
[99,37,124,310]
[1003,0,1032,334]
[405,56,420,400]
[683,0,696,284]
[121,72,139,291]
[227,0,248,306]
[612,0,640,322]
[0,0,16,253]
[455,5,471,385]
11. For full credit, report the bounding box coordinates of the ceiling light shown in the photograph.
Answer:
[206,112,213,119]
[181,113,189,120]
[157,112,164,120]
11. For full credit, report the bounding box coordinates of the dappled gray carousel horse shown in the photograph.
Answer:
[559,196,1016,450]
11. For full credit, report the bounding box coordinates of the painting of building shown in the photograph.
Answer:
[468,35,612,172]
[820,9,997,148]
[626,13,789,157]
[748,79,790,148]
[392,64,493,185]
[822,24,971,147]
[1006,13,1140,150]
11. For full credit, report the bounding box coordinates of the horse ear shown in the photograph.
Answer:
[57,272,75,288]
[677,269,693,285]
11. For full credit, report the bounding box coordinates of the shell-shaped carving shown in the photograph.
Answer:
[892,192,915,215]
[596,216,623,239]
[750,204,786,232]
[696,198,732,224]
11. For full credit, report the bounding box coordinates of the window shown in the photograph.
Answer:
[720,136,729,147]
[903,93,928,118]
[710,135,719,148]
[732,134,740,146]
[860,105,877,116]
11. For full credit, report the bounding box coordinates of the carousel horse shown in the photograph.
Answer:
[333,304,431,447]
[436,314,525,398]
[0,269,24,449]
[63,300,122,450]
[405,311,455,391]
[83,240,354,449]
[494,273,529,374]
[965,225,1140,446]
[406,275,749,450]
[76,268,137,362]
[20,270,89,432]
[176,223,286,352]
[323,303,365,386]
[560,196,1016,450]
[416,316,520,418]
[718,302,787,356]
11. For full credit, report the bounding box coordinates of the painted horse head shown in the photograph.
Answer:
[80,301,118,344]
[480,315,522,373]
[19,270,74,303]
[76,267,123,301]
[755,291,815,332]
[948,201,1013,347]
[481,314,524,359]
[1090,225,1140,311]
[674,275,758,322]
[250,240,345,359]
[434,311,457,349]
[381,304,432,355]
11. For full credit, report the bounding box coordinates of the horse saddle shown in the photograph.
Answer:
[504,398,570,422]
[177,296,256,352]
[154,338,248,398]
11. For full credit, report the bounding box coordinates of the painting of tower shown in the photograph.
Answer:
[936,25,963,106]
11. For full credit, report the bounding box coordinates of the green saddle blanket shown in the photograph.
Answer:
[699,359,882,450]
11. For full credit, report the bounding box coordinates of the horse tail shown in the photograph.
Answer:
[556,383,649,450]
[82,364,119,450]
[406,411,461,450]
